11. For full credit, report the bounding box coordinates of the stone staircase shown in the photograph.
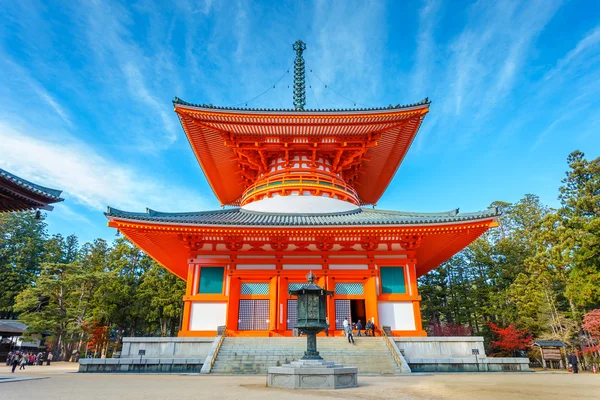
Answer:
[210,336,401,375]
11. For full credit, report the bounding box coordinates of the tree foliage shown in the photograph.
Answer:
[419,151,600,357]
[488,322,533,356]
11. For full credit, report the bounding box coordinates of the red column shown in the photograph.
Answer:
[178,264,195,336]
[226,277,241,334]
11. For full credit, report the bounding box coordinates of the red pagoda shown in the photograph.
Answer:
[106,41,499,337]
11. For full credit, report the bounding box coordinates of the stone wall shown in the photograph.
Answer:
[120,337,214,359]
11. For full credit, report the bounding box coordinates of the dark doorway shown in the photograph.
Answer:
[350,299,366,327]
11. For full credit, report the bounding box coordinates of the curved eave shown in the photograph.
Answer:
[173,100,430,205]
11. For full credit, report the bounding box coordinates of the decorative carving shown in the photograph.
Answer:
[225,237,244,251]
[360,236,380,251]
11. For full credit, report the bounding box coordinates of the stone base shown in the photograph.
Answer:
[267,360,358,389]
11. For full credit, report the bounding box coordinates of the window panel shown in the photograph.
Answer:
[198,267,224,294]
[380,267,406,294]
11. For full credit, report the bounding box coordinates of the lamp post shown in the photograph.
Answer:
[289,271,334,360]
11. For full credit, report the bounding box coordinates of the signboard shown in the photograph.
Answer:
[138,349,146,356]
[541,348,561,360]
[472,349,480,355]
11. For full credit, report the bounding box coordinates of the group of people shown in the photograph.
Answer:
[6,351,53,373]
[342,318,376,343]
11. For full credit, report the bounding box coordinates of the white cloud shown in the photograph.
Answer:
[0,121,208,213]
[543,25,600,82]
[412,0,440,99]
[447,0,561,118]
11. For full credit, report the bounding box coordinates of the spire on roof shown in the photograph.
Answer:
[292,40,307,110]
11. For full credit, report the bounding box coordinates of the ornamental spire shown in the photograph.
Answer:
[292,40,307,110]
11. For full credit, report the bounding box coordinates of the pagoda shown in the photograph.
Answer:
[106,41,499,337]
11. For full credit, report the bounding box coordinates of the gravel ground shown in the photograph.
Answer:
[1,362,598,400]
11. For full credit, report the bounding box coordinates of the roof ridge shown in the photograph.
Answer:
[173,97,431,113]
[361,208,460,217]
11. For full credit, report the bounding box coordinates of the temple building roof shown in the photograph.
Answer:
[106,206,500,227]
[106,205,499,280]
[173,98,430,206]
[0,168,64,213]
[173,97,431,113]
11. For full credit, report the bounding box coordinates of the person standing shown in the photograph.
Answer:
[11,351,19,373]
[19,353,26,370]
[356,320,363,337]
[568,353,579,374]
[343,319,349,337]
[46,352,53,366]
[345,323,355,344]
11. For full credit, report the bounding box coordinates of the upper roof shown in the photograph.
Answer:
[0,168,64,213]
[173,98,430,206]
[106,206,500,227]
[173,97,431,113]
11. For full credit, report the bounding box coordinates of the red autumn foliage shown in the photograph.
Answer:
[428,321,473,336]
[488,322,533,356]
[582,309,600,339]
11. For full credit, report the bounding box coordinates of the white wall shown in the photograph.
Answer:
[378,301,416,331]
[242,194,359,213]
[189,302,227,331]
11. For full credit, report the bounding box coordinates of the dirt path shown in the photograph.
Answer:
[1,363,598,400]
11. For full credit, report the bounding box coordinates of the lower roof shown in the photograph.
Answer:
[106,206,499,280]
[106,206,500,227]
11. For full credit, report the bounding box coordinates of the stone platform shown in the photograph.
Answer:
[267,359,358,389]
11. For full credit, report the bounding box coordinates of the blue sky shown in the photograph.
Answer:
[1,0,599,245]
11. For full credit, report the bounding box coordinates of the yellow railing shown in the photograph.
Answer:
[241,173,359,205]
[380,328,403,367]
[208,328,227,372]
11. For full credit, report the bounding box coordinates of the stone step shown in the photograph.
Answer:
[210,336,400,375]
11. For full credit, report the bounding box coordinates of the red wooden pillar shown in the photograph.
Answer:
[364,276,379,329]
[408,260,426,336]
[325,275,336,335]
[178,263,195,336]
[226,276,241,334]
[268,276,278,333]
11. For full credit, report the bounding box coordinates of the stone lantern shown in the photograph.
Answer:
[289,271,333,360]
[267,271,358,389]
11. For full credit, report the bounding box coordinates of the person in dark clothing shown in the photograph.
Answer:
[11,351,20,373]
[568,353,579,374]
[345,324,355,344]
[356,320,363,336]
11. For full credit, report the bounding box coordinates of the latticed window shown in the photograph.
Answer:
[335,299,351,330]
[287,300,298,330]
[335,282,364,295]
[240,282,270,295]
[238,300,270,330]
[288,282,305,291]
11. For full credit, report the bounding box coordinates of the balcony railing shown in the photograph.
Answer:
[241,172,359,206]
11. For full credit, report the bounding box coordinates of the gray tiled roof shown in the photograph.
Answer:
[0,320,27,334]
[106,206,499,227]
[533,340,567,347]
[173,97,431,113]
[0,168,64,201]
